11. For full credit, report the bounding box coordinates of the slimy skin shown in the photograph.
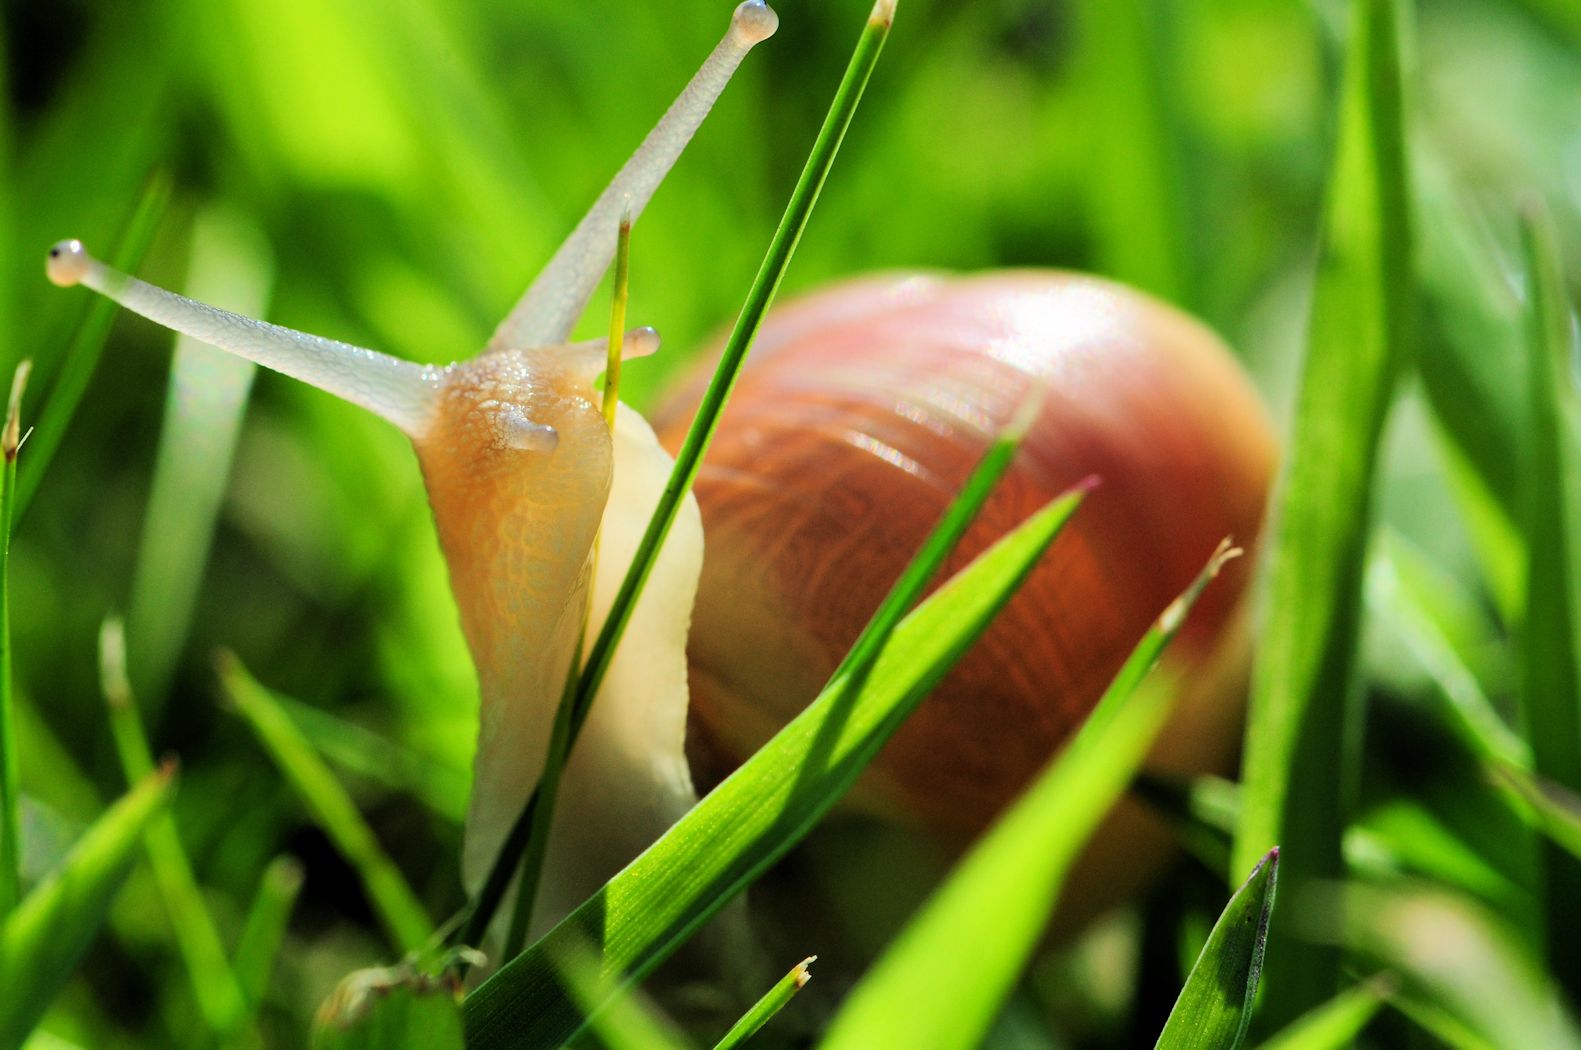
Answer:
[48,1,778,934]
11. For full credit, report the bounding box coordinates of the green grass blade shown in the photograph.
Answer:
[0,361,30,919]
[712,956,814,1050]
[274,694,467,822]
[1496,765,1581,866]
[571,0,895,734]
[1514,201,1581,985]
[1155,847,1280,1050]
[461,485,1088,1048]
[1344,884,1581,1050]
[126,209,270,709]
[0,765,174,1048]
[499,213,637,963]
[233,855,305,1012]
[552,937,694,1050]
[1073,0,1192,306]
[1367,532,1528,769]
[218,653,433,953]
[462,0,898,945]
[1233,0,1413,1024]
[1254,976,1393,1050]
[98,619,246,1033]
[16,172,169,523]
[820,543,1241,1050]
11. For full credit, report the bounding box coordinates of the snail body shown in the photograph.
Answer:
[656,272,1277,878]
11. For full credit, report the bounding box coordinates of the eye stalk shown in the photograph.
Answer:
[488,1,779,353]
[44,239,444,438]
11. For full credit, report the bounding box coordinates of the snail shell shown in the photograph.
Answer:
[654,271,1276,871]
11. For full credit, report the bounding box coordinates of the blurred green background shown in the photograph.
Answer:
[2,0,1579,1044]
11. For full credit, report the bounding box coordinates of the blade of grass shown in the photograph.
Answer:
[570,0,894,749]
[1340,883,1581,1049]
[462,482,1088,1047]
[0,764,174,1048]
[0,361,29,918]
[1367,532,1528,769]
[463,0,896,940]
[126,208,270,710]
[233,854,304,1012]
[1514,201,1581,985]
[551,936,694,1050]
[273,694,467,822]
[713,956,815,1050]
[16,171,169,522]
[1073,0,1192,306]
[98,619,246,1033]
[1233,0,1413,1025]
[1254,975,1393,1050]
[1154,847,1279,1050]
[820,543,1241,1050]
[500,212,637,962]
[218,653,433,953]
[1496,765,1581,867]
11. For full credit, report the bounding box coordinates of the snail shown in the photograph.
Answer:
[652,271,1277,921]
[47,0,1276,949]
[47,0,779,929]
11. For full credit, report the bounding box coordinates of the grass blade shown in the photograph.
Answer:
[1155,847,1279,1050]
[463,0,898,946]
[1514,201,1581,985]
[461,483,1088,1047]
[1073,0,1192,306]
[0,764,174,1047]
[1342,884,1581,1050]
[571,0,894,745]
[1367,532,1528,769]
[218,653,433,953]
[713,956,815,1050]
[1254,975,1393,1050]
[99,619,246,1032]
[1233,0,1413,1024]
[819,543,1240,1050]
[233,854,305,1012]
[126,208,270,709]
[0,361,29,918]
[16,172,169,523]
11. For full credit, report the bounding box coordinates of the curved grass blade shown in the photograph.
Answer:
[819,543,1241,1050]
[1233,0,1413,1025]
[0,764,174,1048]
[1254,975,1393,1050]
[0,361,30,918]
[1342,884,1581,1049]
[218,653,433,953]
[1366,531,1528,770]
[1154,847,1279,1050]
[1514,201,1581,984]
[713,956,815,1050]
[99,619,246,1033]
[462,0,898,946]
[461,482,1088,1048]
[16,172,169,523]
[233,855,305,1012]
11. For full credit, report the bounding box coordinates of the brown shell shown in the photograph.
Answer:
[653,271,1277,851]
